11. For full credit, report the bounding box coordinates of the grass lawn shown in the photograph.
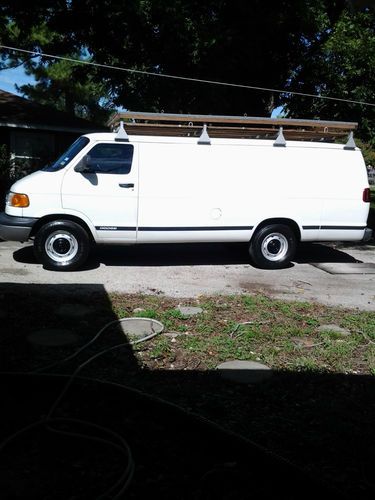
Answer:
[109,293,375,374]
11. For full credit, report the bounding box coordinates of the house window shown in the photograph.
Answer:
[10,130,56,174]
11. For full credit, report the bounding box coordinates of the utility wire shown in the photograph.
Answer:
[1,44,375,108]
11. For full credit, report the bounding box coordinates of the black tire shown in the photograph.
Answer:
[34,220,91,271]
[249,224,297,269]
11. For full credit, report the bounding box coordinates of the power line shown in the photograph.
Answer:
[1,44,375,108]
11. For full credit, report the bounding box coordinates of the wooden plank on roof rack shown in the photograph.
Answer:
[114,122,349,142]
[108,111,358,131]
[123,123,350,135]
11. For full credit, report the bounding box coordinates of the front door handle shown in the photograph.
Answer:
[119,183,134,188]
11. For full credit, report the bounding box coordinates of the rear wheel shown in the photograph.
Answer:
[249,224,297,269]
[34,220,90,271]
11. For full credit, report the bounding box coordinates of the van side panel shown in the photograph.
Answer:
[136,141,324,243]
[317,149,369,241]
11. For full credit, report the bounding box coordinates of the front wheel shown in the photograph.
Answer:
[34,220,91,271]
[249,224,297,269]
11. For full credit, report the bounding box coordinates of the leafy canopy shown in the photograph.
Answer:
[0,0,374,147]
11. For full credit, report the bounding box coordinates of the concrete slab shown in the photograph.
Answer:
[317,324,351,336]
[177,306,203,316]
[312,263,375,274]
[1,240,374,310]
[217,360,273,384]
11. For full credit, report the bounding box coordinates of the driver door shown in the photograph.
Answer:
[62,141,138,241]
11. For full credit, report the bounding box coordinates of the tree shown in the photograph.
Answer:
[0,8,114,124]
[2,0,374,147]
[284,7,375,145]
[65,0,347,116]
[18,56,114,124]
[0,0,347,118]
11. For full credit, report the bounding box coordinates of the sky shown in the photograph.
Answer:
[0,64,35,95]
[0,63,284,117]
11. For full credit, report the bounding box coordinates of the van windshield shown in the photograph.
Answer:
[42,137,90,172]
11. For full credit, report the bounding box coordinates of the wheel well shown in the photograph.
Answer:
[254,218,301,241]
[30,214,94,242]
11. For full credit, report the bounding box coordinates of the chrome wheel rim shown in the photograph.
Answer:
[261,233,288,261]
[45,231,78,263]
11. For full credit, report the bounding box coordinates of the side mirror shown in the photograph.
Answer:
[74,155,92,173]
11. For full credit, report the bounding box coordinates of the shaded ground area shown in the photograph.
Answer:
[1,284,375,499]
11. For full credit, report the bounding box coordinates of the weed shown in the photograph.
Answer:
[134,308,158,319]
[149,337,171,359]
[164,308,186,320]
[289,357,321,372]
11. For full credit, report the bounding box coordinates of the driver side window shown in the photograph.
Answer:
[87,143,134,174]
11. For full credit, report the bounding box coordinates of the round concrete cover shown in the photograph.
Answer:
[117,318,164,339]
[217,360,273,384]
[28,329,79,347]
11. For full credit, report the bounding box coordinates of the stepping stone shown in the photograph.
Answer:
[217,360,273,384]
[27,329,78,347]
[55,303,93,318]
[317,324,351,336]
[177,306,203,317]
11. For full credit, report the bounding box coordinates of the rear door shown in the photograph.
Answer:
[62,141,138,241]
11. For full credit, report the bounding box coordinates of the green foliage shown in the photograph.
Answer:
[0,1,374,143]
[356,140,375,166]
[133,308,158,319]
[285,8,375,145]
[0,14,113,124]
[0,1,347,117]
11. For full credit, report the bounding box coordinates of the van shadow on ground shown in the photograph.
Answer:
[12,241,362,270]
[1,283,374,499]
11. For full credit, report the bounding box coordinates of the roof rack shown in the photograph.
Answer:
[108,111,358,144]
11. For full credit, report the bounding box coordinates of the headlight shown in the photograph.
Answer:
[6,192,30,207]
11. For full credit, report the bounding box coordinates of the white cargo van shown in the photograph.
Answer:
[0,112,372,271]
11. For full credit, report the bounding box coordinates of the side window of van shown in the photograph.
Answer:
[86,143,134,174]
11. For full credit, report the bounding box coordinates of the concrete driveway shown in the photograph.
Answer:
[0,240,374,310]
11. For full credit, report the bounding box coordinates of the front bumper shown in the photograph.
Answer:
[0,212,38,242]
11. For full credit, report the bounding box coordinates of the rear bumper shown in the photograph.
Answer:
[362,227,373,242]
[0,213,38,241]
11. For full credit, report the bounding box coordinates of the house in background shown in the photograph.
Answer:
[0,89,102,174]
